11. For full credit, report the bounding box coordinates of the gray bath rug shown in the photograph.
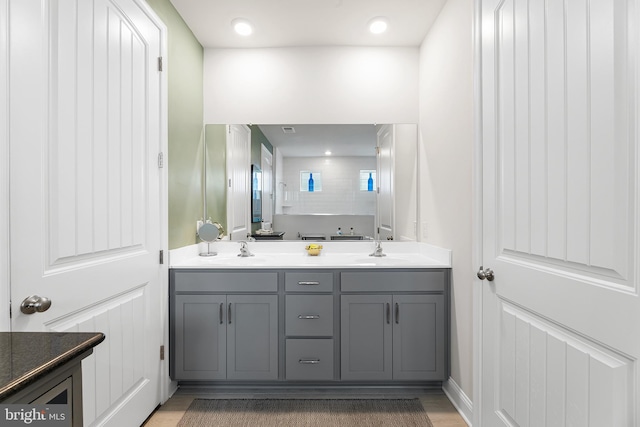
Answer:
[177,398,434,426]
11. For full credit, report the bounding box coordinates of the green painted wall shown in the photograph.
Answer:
[204,124,227,233]
[250,125,273,166]
[146,0,204,249]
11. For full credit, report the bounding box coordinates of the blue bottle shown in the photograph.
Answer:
[367,172,374,191]
[308,173,314,192]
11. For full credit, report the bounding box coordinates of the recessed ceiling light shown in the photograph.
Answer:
[325,151,332,156]
[368,17,388,34]
[232,18,253,36]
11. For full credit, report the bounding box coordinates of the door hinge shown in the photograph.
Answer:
[8,302,12,319]
[160,345,165,360]
[159,250,164,264]
[228,178,231,188]
[158,57,163,72]
[158,152,164,168]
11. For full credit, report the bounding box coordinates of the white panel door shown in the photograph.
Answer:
[479,0,639,425]
[226,124,251,240]
[376,124,394,240]
[7,0,165,425]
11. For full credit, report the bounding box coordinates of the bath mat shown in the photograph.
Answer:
[177,398,434,426]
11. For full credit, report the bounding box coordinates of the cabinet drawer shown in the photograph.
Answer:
[285,272,333,292]
[286,339,334,381]
[286,295,333,336]
[340,270,446,292]
[173,270,277,292]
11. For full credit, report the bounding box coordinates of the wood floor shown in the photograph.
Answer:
[143,388,469,427]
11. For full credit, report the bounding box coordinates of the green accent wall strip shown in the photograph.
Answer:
[146,0,204,249]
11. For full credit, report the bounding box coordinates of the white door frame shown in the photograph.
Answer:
[0,0,9,332]
[472,1,483,425]
[148,0,171,404]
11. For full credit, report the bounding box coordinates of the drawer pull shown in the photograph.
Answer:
[298,281,320,286]
[298,315,320,320]
[298,359,320,364]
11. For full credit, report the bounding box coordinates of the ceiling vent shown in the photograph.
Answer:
[281,126,296,134]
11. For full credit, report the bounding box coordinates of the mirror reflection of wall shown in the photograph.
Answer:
[204,124,417,241]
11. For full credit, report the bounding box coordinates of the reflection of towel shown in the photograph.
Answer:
[261,222,272,231]
[255,229,273,235]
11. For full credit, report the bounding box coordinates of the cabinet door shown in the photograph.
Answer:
[392,295,446,380]
[174,295,226,380]
[340,295,392,381]
[227,295,278,380]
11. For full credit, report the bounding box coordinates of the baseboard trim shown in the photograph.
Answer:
[442,377,473,426]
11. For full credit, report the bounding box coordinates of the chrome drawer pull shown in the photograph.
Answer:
[298,315,320,320]
[298,359,320,364]
[298,281,320,285]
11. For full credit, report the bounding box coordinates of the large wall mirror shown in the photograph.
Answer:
[204,124,418,242]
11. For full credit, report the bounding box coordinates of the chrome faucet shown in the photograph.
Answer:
[369,240,386,257]
[238,241,254,257]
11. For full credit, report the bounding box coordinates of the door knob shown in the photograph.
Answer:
[477,266,495,281]
[20,295,52,314]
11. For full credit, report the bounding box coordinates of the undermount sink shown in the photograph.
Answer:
[352,256,410,266]
[197,254,275,266]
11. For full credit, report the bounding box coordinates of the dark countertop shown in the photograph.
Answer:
[0,332,105,401]
[251,231,285,240]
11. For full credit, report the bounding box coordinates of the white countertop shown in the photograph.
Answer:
[169,241,451,269]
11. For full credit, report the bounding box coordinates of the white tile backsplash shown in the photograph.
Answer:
[281,157,376,214]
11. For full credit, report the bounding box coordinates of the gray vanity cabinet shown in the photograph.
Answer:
[226,294,278,380]
[340,269,448,382]
[171,268,449,385]
[340,295,393,380]
[174,294,227,380]
[341,294,445,381]
[173,294,278,380]
[171,270,279,381]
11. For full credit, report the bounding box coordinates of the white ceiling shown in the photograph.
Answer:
[257,124,377,157]
[169,0,447,48]
[171,1,443,157]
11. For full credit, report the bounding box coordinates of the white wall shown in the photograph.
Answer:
[419,0,474,405]
[203,47,419,124]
